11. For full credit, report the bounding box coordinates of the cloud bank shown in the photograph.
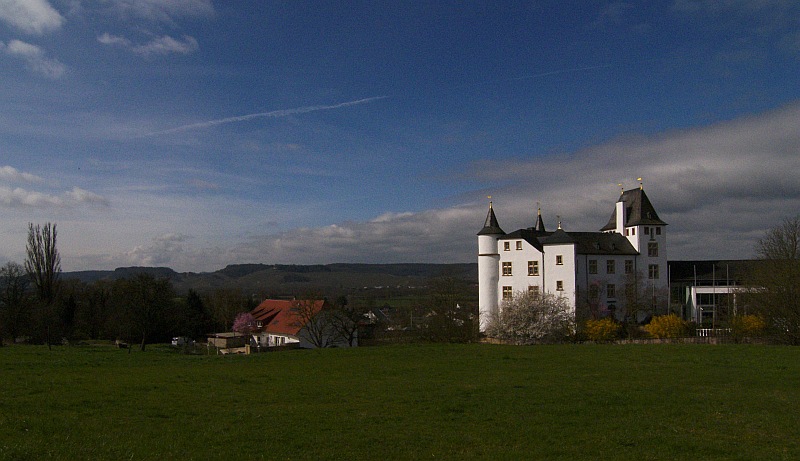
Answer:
[66,101,800,272]
[0,167,109,209]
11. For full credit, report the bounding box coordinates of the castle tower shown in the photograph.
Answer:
[477,201,504,333]
[600,185,668,311]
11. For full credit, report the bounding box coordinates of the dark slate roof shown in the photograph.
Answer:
[567,232,639,255]
[499,228,546,252]
[499,229,638,256]
[600,188,667,231]
[541,228,574,245]
[477,203,505,235]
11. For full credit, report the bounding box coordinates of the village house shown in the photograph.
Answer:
[250,299,356,349]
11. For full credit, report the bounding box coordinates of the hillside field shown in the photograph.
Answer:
[1,343,798,460]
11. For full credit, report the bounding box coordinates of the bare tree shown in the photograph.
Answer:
[486,290,575,344]
[291,298,337,348]
[745,215,800,344]
[25,223,61,306]
[0,262,32,345]
[326,295,372,347]
[25,223,62,347]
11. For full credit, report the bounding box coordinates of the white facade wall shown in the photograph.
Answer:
[496,239,545,306]
[635,224,669,299]
[543,243,577,310]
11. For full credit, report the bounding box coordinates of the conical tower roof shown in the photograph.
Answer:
[600,187,667,231]
[534,206,546,232]
[477,202,505,235]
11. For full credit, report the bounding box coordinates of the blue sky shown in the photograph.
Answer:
[1,0,799,272]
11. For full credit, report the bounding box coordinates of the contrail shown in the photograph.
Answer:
[142,96,388,137]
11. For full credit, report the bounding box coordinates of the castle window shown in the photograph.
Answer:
[556,255,563,265]
[504,242,510,251]
[502,262,512,276]
[516,241,523,250]
[631,228,636,235]
[589,284,599,299]
[556,280,564,291]
[502,286,513,299]
[656,227,662,235]
[648,241,658,257]
[625,260,633,274]
[588,259,597,274]
[606,260,616,274]
[644,227,650,235]
[607,284,616,299]
[625,229,629,236]
[528,286,540,296]
[528,261,539,276]
[648,264,659,280]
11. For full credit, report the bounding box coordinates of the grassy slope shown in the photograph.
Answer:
[0,344,798,460]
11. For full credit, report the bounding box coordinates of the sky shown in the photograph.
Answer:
[1,0,799,272]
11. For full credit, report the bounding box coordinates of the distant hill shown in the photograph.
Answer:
[63,263,478,296]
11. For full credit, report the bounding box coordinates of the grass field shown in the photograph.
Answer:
[1,343,798,460]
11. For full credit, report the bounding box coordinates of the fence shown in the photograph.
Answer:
[696,328,732,337]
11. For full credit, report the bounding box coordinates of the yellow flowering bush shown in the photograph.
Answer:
[584,318,621,342]
[730,314,766,339]
[644,314,688,339]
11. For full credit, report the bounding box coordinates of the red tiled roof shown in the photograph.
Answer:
[251,299,326,336]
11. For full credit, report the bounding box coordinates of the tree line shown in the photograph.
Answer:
[0,222,483,349]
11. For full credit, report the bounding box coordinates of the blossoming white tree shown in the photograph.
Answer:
[486,290,575,344]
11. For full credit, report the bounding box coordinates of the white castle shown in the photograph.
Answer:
[477,186,669,332]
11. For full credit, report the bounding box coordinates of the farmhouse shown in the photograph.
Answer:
[250,299,356,348]
[478,186,669,332]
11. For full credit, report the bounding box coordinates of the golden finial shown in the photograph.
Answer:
[536,200,541,216]
[487,195,492,208]
[637,177,643,190]
[618,182,623,194]
[557,215,562,230]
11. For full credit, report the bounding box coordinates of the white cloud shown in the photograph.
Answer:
[66,187,110,206]
[132,34,198,56]
[0,39,66,78]
[98,33,199,56]
[0,185,109,209]
[105,0,214,23]
[97,32,131,47]
[0,165,44,183]
[0,0,63,35]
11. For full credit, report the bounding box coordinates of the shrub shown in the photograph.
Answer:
[730,314,766,341]
[486,291,575,344]
[644,314,688,339]
[584,318,621,342]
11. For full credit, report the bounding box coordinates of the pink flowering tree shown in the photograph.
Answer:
[232,312,256,337]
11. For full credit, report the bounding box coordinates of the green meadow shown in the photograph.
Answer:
[1,343,798,460]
